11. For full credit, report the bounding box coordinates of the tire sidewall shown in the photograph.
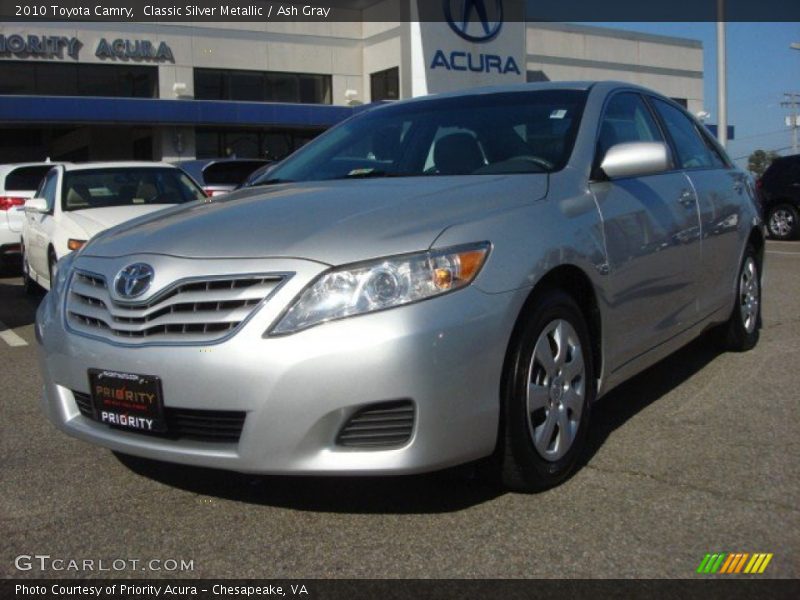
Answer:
[726,245,761,351]
[504,290,595,488]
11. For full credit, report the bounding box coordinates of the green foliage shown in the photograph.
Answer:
[747,149,781,178]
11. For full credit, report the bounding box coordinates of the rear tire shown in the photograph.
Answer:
[766,204,798,240]
[500,289,595,492]
[719,244,761,352]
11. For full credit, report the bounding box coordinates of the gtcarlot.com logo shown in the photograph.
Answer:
[14,554,194,572]
[697,552,773,574]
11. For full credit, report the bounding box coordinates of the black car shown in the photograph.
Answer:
[758,154,800,240]
[174,158,271,197]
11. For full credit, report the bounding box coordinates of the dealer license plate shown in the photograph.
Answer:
[88,369,166,433]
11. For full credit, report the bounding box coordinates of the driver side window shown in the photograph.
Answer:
[596,92,664,167]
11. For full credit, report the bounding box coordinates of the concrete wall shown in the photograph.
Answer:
[525,23,704,114]
[0,20,704,112]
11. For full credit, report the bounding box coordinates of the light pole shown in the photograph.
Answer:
[790,44,799,154]
[716,0,727,148]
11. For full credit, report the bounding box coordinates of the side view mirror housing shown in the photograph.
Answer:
[599,142,671,180]
[25,197,49,214]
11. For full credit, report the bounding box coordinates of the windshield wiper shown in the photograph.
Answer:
[331,170,403,180]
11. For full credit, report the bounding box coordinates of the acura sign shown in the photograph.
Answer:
[429,0,521,77]
[444,0,504,43]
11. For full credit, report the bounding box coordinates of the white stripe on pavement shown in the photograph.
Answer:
[766,250,800,256]
[0,320,28,347]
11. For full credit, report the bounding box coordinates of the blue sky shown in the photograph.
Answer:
[587,22,800,167]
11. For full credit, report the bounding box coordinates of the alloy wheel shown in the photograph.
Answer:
[769,208,794,238]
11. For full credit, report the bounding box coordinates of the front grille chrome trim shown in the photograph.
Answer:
[64,268,292,347]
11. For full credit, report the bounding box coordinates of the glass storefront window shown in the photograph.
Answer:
[0,61,157,98]
[195,127,324,160]
[370,67,399,102]
[195,68,331,104]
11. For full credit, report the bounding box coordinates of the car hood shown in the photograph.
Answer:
[83,176,547,265]
[66,205,177,239]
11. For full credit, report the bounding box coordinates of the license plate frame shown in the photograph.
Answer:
[88,369,167,433]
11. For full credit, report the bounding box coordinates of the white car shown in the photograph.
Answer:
[22,162,206,291]
[0,162,65,269]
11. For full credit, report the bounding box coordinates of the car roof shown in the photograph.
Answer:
[62,161,179,172]
[394,80,639,105]
[770,153,800,165]
[364,81,666,114]
[0,161,70,175]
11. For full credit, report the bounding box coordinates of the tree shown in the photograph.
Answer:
[747,149,781,178]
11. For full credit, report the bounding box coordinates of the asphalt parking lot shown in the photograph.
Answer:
[1,241,798,580]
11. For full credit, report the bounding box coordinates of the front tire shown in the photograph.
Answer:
[21,244,38,295]
[766,204,798,240]
[47,249,57,290]
[719,244,761,352]
[500,289,595,492]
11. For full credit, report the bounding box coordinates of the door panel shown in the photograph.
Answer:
[689,169,749,314]
[648,97,744,319]
[592,174,701,370]
[26,169,58,278]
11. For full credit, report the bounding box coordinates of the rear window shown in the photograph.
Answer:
[61,168,206,211]
[4,165,53,192]
[202,161,270,185]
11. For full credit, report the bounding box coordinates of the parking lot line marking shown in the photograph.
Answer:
[766,250,800,256]
[0,320,28,347]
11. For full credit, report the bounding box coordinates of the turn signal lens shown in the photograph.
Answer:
[67,239,86,251]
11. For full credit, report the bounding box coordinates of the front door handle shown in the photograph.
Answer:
[678,189,696,208]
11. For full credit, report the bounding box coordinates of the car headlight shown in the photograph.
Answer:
[269,242,490,335]
[52,252,76,297]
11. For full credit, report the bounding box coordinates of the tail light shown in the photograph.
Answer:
[202,188,227,197]
[0,196,26,211]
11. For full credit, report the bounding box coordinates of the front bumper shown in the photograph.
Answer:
[36,255,523,475]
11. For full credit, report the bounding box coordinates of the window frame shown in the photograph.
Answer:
[645,94,733,172]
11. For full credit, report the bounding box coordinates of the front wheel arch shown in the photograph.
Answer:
[501,265,603,401]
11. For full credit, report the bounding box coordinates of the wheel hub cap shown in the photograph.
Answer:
[526,319,586,462]
[549,377,564,404]
[739,257,759,334]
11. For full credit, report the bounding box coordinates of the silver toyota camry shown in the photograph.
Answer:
[36,81,763,491]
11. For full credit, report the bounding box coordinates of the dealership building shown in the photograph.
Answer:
[0,3,704,163]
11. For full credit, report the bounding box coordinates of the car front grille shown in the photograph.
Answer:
[66,270,283,344]
[72,391,246,443]
[336,400,415,448]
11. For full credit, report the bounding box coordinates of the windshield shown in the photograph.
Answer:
[259,89,587,184]
[61,168,206,211]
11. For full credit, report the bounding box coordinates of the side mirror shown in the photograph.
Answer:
[599,142,670,180]
[25,197,49,214]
